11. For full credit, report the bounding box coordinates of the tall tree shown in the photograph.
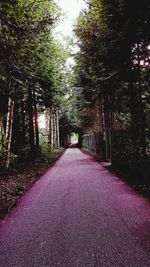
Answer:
[74,0,150,178]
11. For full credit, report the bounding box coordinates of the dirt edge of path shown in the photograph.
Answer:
[0,149,65,222]
[81,148,150,200]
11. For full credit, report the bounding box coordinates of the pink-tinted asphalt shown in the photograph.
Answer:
[0,148,150,267]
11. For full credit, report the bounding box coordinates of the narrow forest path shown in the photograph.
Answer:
[0,148,150,267]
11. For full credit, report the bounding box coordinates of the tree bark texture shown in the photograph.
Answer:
[27,87,35,156]
[33,90,39,149]
[47,109,60,149]
[21,101,26,146]
[5,98,15,168]
[0,116,5,148]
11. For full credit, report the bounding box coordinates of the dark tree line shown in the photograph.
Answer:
[74,0,150,180]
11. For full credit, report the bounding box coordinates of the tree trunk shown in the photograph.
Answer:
[0,116,5,148]
[56,111,60,147]
[21,101,26,146]
[137,42,146,160]
[33,90,39,149]
[27,87,35,157]
[103,96,112,162]
[48,110,52,147]
[5,98,15,168]
[51,111,54,148]
[48,110,60,148]
[53,112,57,148]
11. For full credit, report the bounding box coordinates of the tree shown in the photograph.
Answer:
[74,0,150,179]
[0,0,62,166]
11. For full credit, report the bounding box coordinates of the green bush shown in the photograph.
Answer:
[0,144,18,169]
[0,146,7,168]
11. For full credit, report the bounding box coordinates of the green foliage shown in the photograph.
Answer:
[39,146,63,163]
[74,0,150,179]
[0,144,18,169]
[0,0,68,165]
[38,130,63,162]
[0,146,7,168]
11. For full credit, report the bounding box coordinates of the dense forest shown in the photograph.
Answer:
[73,0,150,183]
[0,0,150,186]
[0,0,73,170]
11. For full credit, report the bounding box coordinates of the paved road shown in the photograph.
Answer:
[0,148,150,267]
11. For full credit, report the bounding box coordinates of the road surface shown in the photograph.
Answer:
[0,148,150,267]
